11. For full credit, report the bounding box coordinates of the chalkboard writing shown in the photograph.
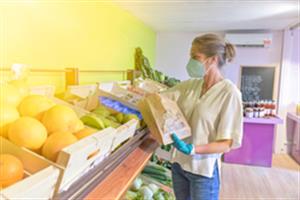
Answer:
[241,67,275,101]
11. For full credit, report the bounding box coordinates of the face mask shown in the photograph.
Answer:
[186,58,207,78]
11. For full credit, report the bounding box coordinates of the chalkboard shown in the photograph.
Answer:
[240,66,275,101]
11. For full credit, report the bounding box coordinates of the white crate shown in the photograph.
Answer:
[66,84,97,99]
[56,127,116,191]
[29,85,56,97]
[41,98,115,191]
[134,78,168,93]
[111,119,138,151]
[97,82,143,110]
[0,137,61,200]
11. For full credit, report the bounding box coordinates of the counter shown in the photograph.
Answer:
[286,112,300,164]
[224,116,283,167]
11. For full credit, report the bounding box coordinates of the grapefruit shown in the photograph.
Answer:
[18,95,55,120]
[41,105,83,134]
[74,127,98,139]
[0,83,22,107]
[42,131,78,162]
[8,117,47,150]
[0,105,19,138]
[0,154,24,188]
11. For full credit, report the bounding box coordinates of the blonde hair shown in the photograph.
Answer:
[190,33,236,67]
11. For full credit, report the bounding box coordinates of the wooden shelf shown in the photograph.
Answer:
[84,138,159,200]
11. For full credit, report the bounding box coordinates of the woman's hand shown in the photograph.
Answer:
[171,134,195,155]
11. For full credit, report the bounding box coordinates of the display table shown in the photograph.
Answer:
[224,117,283,167]
[286,112,300,164]
[54,128,158,200]
[85,138,158,200]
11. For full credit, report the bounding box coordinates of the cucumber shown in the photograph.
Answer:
[142,173,168,181]
[142,167,166,176]
[145,165,167,173]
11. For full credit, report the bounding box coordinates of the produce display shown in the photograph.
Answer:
[141,164,172,187]
[80,105,141,130]
[100,97,142,120]
[0,82,94,163]
[0,154,24,188]
[125,177,175,200]
[151,145,172,170]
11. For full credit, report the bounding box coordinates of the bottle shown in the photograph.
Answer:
[265,100,271,117]
[270,100,276,117]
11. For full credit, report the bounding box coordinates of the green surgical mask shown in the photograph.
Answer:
[186,58,206,78]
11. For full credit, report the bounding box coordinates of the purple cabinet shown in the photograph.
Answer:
[224,117,283,167]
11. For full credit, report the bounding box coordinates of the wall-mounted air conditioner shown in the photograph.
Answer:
[225,33,272,47]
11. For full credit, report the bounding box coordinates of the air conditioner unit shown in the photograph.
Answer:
[225,33,272,47]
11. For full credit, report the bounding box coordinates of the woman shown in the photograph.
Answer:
[165,34,243,200]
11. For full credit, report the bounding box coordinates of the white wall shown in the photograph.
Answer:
[155,30,287,153]
[277,27,300,153]
[155,31,283,85]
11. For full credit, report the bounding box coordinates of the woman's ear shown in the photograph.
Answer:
[207,55,219,66]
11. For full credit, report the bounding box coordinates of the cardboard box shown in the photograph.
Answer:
[138,93,191,145]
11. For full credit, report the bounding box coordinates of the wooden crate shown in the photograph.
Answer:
[97,82,143,110]
[0,137,61,200]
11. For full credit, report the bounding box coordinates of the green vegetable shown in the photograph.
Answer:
[148,183,159,194]
[131,177,143,191]
[125,190,138,200]
[142,173,169,181]
[153,191,165,200]
[140,186,154,200]
[143,165,166,174]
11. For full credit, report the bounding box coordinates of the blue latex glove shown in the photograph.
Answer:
[171,134,194,155]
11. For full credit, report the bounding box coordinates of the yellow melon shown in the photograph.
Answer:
[8,117,47,150]
[0,154,24,188]
[9,79,29,98]
[18,95,55,120]
[41,105,83,134]
[0,105,20,138]
[42,131,78,162]
[74,127,98,139]
[0,83,22,107]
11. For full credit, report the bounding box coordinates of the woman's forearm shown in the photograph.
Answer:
[194,139,232,154]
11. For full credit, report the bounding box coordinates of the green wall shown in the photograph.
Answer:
[0,1,156,92]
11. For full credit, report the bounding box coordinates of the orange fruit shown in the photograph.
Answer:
[74,127,98,139]
[42,131,78,162]
[0,154,24,188]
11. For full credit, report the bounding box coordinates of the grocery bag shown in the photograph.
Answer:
[138,93,191,145]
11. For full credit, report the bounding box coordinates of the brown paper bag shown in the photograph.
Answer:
[138,93,191,145]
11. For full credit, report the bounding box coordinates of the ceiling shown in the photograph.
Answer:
[113,0,299,32]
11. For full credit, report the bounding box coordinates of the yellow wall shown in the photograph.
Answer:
[0,1,156,92]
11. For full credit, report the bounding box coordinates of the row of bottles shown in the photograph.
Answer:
[243,100,276,118]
